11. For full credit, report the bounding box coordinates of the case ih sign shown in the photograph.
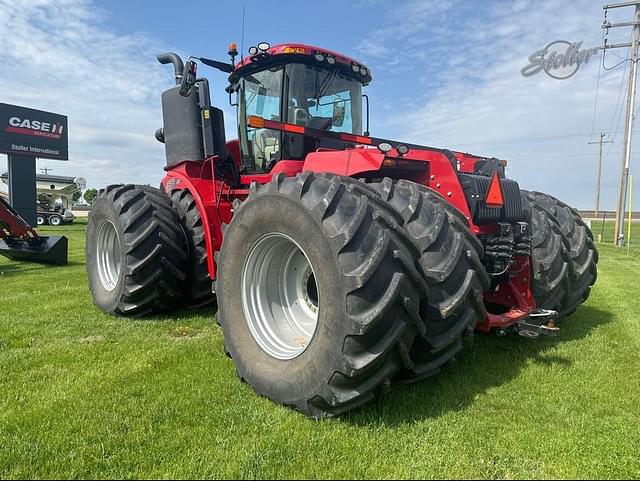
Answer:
[0,103,68,160]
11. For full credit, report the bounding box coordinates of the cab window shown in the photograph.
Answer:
[238,66,283,172]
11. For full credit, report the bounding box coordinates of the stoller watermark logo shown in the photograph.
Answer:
[521,40,600,80]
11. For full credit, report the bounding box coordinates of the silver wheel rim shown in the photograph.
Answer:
[241,233,320,360]
[37,216,44,225]
[50,216,60,226]
[96,220,121,292]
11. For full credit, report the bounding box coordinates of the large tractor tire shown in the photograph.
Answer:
[86,184,187,317]
[216,173,428,418]
[522,191,598,317]
[169,189,216,309]
[367,179,489,382]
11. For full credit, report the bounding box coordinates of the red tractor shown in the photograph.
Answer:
[86,43,598,417]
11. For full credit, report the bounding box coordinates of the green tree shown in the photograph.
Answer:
[84,188,98,204]
[72,191,82,202]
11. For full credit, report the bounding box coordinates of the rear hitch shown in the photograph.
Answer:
[513,309,559,338]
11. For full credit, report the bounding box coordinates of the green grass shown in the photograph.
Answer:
[589,219,640,255]
[1,220,639,479]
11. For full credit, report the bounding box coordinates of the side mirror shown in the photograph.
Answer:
[179,60,198,97]
[332,101,345,127]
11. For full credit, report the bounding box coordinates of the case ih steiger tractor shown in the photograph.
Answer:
[86,42,598,418]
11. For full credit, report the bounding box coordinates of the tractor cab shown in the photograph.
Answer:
[229,44,371,173]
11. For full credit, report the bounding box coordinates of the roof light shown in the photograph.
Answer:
[257,42,270,52]
[378,142,392,153]
[248,46,258,56]
[360,66,368,76]
[397,144,409,156]
[352,63,360,73]
[327,55,336,65]
[314,53,325,62]
[283,46,306,54]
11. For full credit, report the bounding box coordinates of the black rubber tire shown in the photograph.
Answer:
[36,215,45,226]
[169,189,216,309]
[520,193,570,313]
[366,179,489,382]
[522,191,598,317]
[216,172,428,418]
[86,184,187,317]
[49,215,62,226]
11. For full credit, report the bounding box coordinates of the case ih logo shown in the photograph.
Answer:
[0,103,68,160]
[6,116,64,139]
[521,40,600,80]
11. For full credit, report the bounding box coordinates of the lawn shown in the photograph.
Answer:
[0,219,639,479]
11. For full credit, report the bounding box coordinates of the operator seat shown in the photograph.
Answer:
[253,129,280,171]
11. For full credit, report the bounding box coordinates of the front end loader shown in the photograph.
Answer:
[85,42,597,417]
[0,196,68,265]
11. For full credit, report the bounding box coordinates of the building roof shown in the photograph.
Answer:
[0,172,78,183]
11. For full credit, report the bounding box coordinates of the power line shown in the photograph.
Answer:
[447,129,640,150]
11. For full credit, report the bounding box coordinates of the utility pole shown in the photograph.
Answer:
[603,0,640,246]
[588,133,613,217]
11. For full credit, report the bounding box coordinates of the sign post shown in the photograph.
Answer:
[7,155,37,226]
[0,103,68,226]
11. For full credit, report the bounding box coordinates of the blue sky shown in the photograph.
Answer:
[0,0,638,209]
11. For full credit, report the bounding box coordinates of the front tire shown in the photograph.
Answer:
[86,185,187,317]
[216,173,427,417]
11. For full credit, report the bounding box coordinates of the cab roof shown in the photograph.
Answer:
[229,43,372,85]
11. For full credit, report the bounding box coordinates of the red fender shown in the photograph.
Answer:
[161,159,235,280]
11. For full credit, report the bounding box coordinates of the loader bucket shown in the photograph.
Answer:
[0,235,68,266]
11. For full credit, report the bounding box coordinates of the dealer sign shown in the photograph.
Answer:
[0,103,68,160]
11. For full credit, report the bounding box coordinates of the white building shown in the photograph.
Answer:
[0,172,86,210]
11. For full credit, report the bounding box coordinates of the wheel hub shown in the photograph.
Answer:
[241,233,320,360]
[96,220,121,292]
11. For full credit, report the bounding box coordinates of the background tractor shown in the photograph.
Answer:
[86,42,598,417]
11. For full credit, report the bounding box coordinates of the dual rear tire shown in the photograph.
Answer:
[216,173,488,417]
[522,191,598,317]
[86,184,215,316]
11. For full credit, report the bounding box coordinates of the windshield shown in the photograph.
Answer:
[285,63,362,135]
[238,62,363,173]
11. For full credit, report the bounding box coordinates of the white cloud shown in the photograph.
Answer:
[1,0,638,211]
[356,0,639,209]
[0,0,171,189]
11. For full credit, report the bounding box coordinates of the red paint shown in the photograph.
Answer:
[233,43,369,76]
[161,158,246,280]
[0,197,39,242]
[476,256,536,331]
